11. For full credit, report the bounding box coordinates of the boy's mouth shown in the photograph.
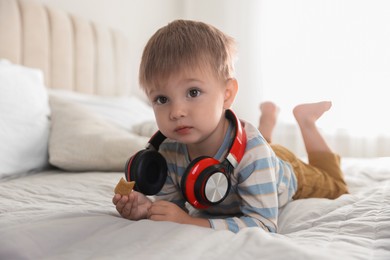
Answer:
[174,126,193,135]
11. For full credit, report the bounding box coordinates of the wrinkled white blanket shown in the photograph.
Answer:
[0,158,389,260]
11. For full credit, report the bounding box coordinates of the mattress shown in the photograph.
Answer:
[1,158,389,259]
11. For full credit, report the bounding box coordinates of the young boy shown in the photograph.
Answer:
[112,19,348,233]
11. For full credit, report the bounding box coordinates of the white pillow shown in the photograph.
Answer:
[132,120,159,138]
[48,96,149,172]
[0,60,50,178]
[48,89,155,132]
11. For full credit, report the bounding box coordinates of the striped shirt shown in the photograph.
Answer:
[155,120,297,233]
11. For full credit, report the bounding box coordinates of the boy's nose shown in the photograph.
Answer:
[169,102,186,120]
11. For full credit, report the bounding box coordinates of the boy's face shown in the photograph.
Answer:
[146,67,231,147]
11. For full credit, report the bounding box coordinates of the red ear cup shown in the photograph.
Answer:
[125,149,167,195]
[181,156,231,209]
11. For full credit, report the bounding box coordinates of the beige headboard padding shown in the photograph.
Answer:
[0,0,131,96]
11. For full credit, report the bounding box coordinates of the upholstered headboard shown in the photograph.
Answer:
[0,0,131,96]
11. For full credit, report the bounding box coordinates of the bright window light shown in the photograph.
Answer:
[260,0,390,136]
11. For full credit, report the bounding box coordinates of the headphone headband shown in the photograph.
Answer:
[146,130,166,151]
[224,109,247,168]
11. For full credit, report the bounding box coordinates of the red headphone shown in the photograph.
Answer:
[125,109,246,209]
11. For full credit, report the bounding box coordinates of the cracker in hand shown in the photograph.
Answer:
[114,177,135,195]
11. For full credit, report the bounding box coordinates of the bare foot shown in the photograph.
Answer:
[293,101,332,127]
[259,101,279,143]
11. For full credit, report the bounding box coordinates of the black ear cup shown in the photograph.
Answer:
[125,149,167,195]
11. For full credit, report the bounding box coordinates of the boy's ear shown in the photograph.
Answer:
[224,78,238,109]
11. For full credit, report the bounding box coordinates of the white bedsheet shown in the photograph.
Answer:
[0,158,389,260]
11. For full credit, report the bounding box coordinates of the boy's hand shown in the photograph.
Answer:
[147,200,210,228]
[112,191,151,220]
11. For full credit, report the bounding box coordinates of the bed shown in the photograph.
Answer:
[1,0,390,259]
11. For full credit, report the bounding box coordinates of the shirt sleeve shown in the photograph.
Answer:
[153,141,187,209]
[154,170,187,210]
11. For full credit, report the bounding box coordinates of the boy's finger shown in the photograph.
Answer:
[112,194,121,204]
[121,202,132,217]
[115,195,128,212]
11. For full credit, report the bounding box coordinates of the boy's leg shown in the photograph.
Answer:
[290,101,348,198]
[258,101,278,143]
[259,101,332,151]
[271,144,348,199]
[262,101,348,199]
[292,101,332,153]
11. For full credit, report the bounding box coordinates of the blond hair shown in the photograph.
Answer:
[139,19,237,92]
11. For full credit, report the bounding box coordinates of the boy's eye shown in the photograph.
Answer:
[155,96,168,104]
[188,89,201,98]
